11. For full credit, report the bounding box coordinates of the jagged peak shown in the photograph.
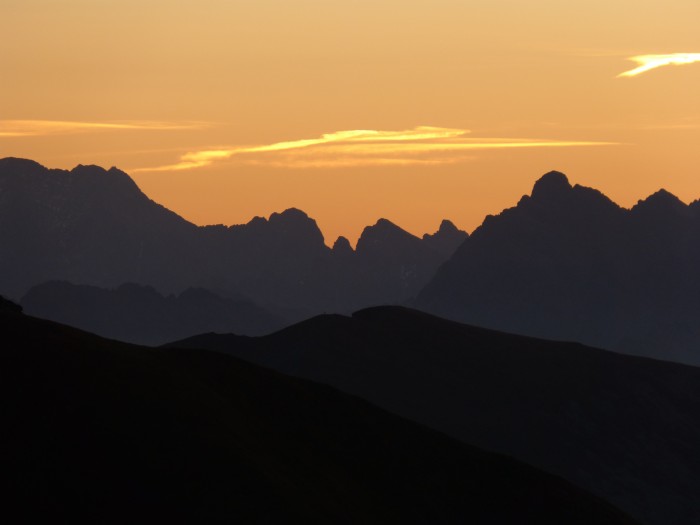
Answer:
[531,171,572,200]
[333,236,353,250]
[357,219,420,253]
[632,189,688,215]
[368,218,405,233]
[358,218,414,241]
[246,215,268,227]
[69,163,143,194]
[71,164,108,175]
[424,219,467,239]
[332,236,354,256]
[438,219,459,233]
[271,207,311,221]
[265,208,326,247]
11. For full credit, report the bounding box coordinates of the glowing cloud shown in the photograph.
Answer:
[135,126,615,172]
[617,53,700,77]
[0,120,206,137]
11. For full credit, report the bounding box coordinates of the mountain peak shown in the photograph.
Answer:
[374,217,399,229]
[0,157,50,178]
[422,219,468,257]
[70,163,142,194]
[438,219,459,233]
[360,218,412,239]
[632,189,688,216]
[531,171,572,200]
[273,207,310,221]
[332,236,354,257]
[71,164,108,176]
[268,208,315,228]
[333,236,353,250]
[356,218,419,253]
[267,208,326,248]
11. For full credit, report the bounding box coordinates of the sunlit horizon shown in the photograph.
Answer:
[2,1,699,244]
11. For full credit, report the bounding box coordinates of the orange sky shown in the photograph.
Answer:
[2,1,700,245]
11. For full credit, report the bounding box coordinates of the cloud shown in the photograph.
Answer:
[135,126,615,172]
[618,53,700,77]
[0,120,206,137]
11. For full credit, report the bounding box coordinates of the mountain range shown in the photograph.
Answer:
[416,171,700,365]
[22,281,284,345]
[3,157,700,364]
[168,306,700,525]
[0,157,466,323]
[0,300,636,524]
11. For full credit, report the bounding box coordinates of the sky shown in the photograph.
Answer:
[2,0,700,244]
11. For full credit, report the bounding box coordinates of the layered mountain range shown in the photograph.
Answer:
[3,157,700,364]
[0,158,465,323]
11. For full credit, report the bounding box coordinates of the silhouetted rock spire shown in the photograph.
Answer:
[356,219,418,253]
[423,220,468,257]
[332,236,354,257]
[531,170,571,200]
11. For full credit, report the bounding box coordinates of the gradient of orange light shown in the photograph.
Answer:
[2,1,700,244]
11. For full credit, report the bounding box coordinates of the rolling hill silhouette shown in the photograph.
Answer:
[0,302,636,524]
[169,306,700,525]
[22,281,284,345]
[417,171,700,365]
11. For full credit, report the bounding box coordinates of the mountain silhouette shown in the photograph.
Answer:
[0,157,466,321]
[341,218,467,308]
[422,219,469,256]
[168,306,700,525]
[0,307,636,524]
[417,171,700,365]
[0,157,202,298]
[21,281,283,345]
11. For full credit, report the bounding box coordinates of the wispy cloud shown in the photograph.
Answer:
[134,126,615,172]
[0,120,206,137]
[618,53,700,77]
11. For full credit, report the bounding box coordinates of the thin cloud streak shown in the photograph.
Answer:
[618,53,700,77]
[0,120,207,137]
[135,127,615,172]
[246,157,471,169]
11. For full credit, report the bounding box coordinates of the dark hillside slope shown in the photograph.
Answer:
[170,306,700,525]
[21,281,283,345]
[0,307,634,524]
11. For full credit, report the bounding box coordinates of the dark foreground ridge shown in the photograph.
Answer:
[169,306,700,525]
[0,304,635,524]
